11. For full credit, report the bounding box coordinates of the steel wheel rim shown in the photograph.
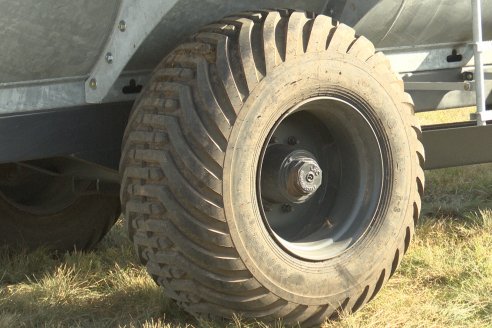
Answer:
[257,97,384,261]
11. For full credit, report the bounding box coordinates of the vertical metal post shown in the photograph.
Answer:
[472,0,487,126]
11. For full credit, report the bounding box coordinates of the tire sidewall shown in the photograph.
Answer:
[0,194,120,250]
[223,52,414,305]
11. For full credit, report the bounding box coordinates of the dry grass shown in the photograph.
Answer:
[416,107,475,125]
[1,109,491,327]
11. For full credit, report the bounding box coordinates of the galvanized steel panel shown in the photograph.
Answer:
[0,0,120,83]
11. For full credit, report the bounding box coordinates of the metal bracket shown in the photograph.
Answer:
[0,71,149,114]
[384,44,479,73]
[423,123,492,169]
[84,0,178,103]
[475,40,492,53]
[405,81,474,92]
[470,110,492,122]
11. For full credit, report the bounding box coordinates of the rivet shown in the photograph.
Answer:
[89,78,97,90]
[105,52,114,64]
[118,20,127,32]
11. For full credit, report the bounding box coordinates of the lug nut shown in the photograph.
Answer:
[281,204,292,213]
[462,71,474,81]
[287,136,299,145]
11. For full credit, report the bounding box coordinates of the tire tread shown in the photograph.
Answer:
[120,9,425,325]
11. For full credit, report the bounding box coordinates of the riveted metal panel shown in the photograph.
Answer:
[2,0,492,111]
[124,0,327,71]
[336,0,492,48]
[0,0,120,84]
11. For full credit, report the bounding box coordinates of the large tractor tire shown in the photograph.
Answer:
[120,10,425,326]
[0,163,120,251]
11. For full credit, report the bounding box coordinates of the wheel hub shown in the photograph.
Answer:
[287,156,322,197]
[257,98,384,261]
[261,144,322,204]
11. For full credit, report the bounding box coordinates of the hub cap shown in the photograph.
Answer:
[261,146,322,204]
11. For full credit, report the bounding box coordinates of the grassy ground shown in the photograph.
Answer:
[416,107,475,125]
[0,111,491,327]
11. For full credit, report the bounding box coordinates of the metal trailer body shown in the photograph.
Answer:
[2,1,492,323]
[0,0,491,176]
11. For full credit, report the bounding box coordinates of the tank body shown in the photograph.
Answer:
[1,0,491,85]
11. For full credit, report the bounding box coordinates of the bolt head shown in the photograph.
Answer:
[105,52,114,64]
[89,78,97,90]
[281,204,292,213]
[287,136,299,145]
[118,20,127,32]
[462,71,474,81]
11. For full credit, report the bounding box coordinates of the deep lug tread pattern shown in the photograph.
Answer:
[195,32,245,113]
[196,58,233,137]
[163,116,223,184]
[306,15,333,53]
[368,269,386,302]
[285,12,311,61]
[235,17,264,90]
[347,35,375,61]
[262,12,284,72]
[120,9,425,326]
[326,23,355,53]
[351,286,370,312]
[329,298,350,321]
